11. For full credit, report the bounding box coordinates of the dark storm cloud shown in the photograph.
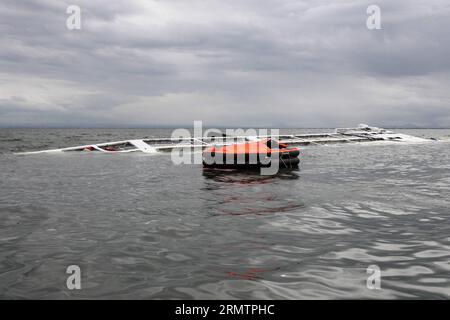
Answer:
[0,0,449,127]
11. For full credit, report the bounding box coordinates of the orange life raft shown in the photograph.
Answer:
[202,139,300,169]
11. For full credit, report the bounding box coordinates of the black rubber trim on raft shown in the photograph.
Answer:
[280,150,300,158]
[202,156,300,169]
[204,149,299,161]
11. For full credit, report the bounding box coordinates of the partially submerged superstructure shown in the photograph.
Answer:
[15,124,430,155]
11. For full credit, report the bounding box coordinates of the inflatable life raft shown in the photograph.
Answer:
[202,139,300,169]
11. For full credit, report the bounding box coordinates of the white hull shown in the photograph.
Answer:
[15,125,431,155]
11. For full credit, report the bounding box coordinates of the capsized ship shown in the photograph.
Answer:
[15,124,431,155]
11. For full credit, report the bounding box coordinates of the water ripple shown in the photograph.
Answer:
[1,129,450,298]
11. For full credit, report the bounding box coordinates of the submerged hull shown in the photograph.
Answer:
[14,125,432,155]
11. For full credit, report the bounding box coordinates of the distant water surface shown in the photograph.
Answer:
[0,128,449,299]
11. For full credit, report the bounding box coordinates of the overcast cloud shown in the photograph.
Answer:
[1,0,449,127]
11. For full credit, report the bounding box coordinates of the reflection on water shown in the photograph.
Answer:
[201,168,304,216]
[202,167,300,184]
[0,129,450,299]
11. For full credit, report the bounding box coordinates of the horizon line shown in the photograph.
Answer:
[0,125,449,130]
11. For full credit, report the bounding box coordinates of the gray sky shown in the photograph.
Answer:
[1,0,449,128]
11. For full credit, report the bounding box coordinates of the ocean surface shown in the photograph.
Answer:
[0,128,449,299]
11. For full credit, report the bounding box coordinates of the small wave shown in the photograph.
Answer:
[0,138,23,142]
